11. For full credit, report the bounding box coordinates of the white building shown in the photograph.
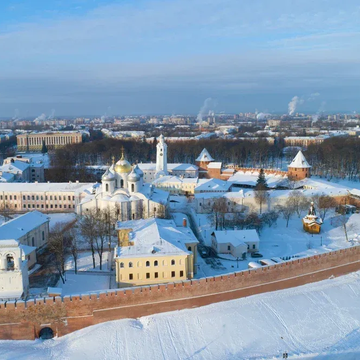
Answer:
[0,211,50,269]
[77,152,169,220]
[0,240,29,301]
[211,229,260,258]
[0,182,93,213]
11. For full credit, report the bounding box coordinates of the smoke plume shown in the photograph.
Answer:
[288,96,304,116]
[47,109,55,120]
[197,98,215,122]
[34,113,47,122]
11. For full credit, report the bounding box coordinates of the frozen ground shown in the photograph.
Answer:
[1,271,360,359]
[194,209,360,276]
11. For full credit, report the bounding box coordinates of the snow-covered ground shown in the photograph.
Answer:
[65,251,110,272]
[2,271,360,359]
[57,273,111,296]
[194,210,360,277]
[47,213,77,230]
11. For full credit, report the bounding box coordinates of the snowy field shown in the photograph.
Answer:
[194,210,360,277]
[2,271,360,359]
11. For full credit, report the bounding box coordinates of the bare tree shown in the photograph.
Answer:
[48,223,68,284]
[277,199,296,227]
[212,197,228,230]
[254,189,269,214]
[94,210,108,270]
[288,190,308,217]
[78,209,98,269]
[66,227,79,274]
[318,195,337,221]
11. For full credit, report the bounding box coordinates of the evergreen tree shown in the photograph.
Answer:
[255,168,268,190]
[41,140,48,154]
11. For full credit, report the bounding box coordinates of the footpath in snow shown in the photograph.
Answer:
[1,272,360,359]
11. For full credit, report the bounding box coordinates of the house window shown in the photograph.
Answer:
[120,262,124,268]
[42,231,45,241]
[146,273,150,279]
[32,237,35,246]
[227,245,231,251]
[154,272,158,278]
[129,262,133,268]
[131,184,134,192]
[146,261,150,267]
[171,259,175,265]
[180,271,184,277]
[188,246,191,251]
[154,260,158,267]
[253,244,256,249]
[171,271,175,278]
[129,274,133,280]
[106,184,109,192]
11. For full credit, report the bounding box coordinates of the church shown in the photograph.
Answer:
[77,138,170,220]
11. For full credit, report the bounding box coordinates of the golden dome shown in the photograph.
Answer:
[114,148,132,174]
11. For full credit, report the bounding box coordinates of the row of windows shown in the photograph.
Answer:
[125,270,184,281]
[120,259,178,268]
[23,204,75,209]
[0,195,75,201]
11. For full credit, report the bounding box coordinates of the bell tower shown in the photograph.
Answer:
[156,134,167,174]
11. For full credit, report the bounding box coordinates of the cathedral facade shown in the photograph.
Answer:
[77,145,169,220]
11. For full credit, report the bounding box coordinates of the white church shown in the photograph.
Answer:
[77,135,172,219]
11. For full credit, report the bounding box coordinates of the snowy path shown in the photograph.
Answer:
[2,272,360,359]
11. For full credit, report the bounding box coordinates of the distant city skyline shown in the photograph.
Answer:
[0,0,359,116]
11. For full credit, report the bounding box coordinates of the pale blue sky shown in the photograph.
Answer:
[0,0,359,117]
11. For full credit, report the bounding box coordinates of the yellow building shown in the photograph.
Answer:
[17,131,83,151]
[114,218,198,287]
[302,202,323,234]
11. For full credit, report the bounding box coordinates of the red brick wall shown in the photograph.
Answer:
[1,246,360,340]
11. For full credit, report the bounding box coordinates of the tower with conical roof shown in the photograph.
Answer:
[287,150,311,181]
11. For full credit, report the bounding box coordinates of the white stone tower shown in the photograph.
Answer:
[156,134,168,176]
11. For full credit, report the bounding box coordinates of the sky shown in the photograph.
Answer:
[0,0,359,117]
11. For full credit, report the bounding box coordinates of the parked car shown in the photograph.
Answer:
[251,252,263,258]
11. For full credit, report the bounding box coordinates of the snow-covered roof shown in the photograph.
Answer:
[207,162,222,169]
[138,163,197,172]
[288,151,311,169]
[0,211,49,241]
[228,171,287,188]
[0,160,29,172]
[213,229,260,247]
[115,218,198,258]
[0,182,93,193]
[0,239,19,247]
[0,172,15,182]
[195,178,232,192]
[196,148,214,162]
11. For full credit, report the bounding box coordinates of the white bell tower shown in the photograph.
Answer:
[156,134,168,174]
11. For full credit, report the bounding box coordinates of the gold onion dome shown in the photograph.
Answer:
[114,148,132,174]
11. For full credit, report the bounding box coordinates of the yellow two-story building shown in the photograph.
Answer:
[114,218,198,287]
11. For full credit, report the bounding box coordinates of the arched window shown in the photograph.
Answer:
[131,184,135,192]
[129,262,133,268]
[120,179,124,188]
[6,255,14,270]
[120,262,124,268]
[146,261,150,267]
[106,183,109,192]
[154,260,158,267]
[171,259,175,266]
[187,246,192,251]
